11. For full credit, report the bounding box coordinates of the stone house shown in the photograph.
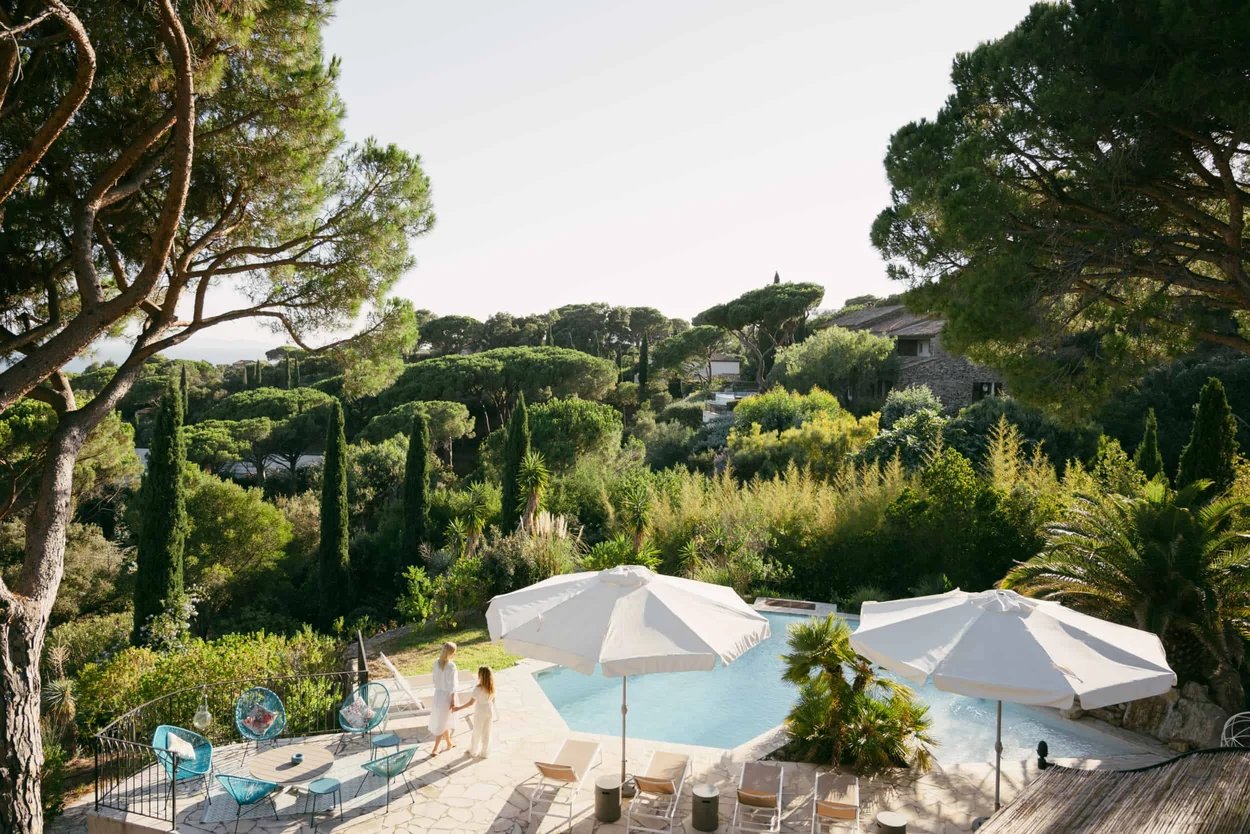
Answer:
[826,304,1005,412]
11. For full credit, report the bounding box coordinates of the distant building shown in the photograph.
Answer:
[826,305,1005,412]
[706,354,741,380]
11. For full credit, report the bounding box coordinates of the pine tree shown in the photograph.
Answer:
[1133,408,1165,482]
[319,402,351,622]
[638,332,649,403]
[132,378,188,645]
[1177,378,1240,493]
[500,394,530,532]
[401,411,431,566]
[285,356,294,389]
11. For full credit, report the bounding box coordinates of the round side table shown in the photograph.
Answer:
[692,783,720,832]
[876,809,908,833]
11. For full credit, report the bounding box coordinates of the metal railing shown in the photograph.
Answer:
[94,658,369,826]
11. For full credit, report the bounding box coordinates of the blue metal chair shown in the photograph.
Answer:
[335,682,390,752]
[215,773,280,833]
[234,686,287,760]
[353,746,417,810]
[151,724,213,805]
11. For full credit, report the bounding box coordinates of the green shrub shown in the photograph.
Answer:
[644,421,696,471]
[41,741,68,821]
[581,533,660,571]
[396,565,436,624]
[433,555,491,627]
[659,402,705,429]
[728,412,878,481]
[47,612,131,679]
[880,385,942,429]
[74,630,339,745]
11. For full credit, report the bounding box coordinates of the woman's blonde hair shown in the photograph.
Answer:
[477,666,495,698]
[437,642,457,668]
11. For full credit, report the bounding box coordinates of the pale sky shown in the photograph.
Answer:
[101,0,1041,364]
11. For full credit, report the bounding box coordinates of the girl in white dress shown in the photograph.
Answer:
[428,642,458,755]
[453,666,496,758]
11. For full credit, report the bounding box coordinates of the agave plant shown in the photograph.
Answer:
[781,615,935,772]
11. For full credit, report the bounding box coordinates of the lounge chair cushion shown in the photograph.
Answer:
[535,761,577,783]
[536,739,601,784]
[737,788,778,809]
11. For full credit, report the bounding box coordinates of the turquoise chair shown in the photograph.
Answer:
[335,682,390,752]
[353,746,417,810]
[215,773,280,833]
[234,686,287,760]
[151,725,213,805]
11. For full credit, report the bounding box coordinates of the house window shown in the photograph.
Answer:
[896,339,932,357]
[973,381,1005,400]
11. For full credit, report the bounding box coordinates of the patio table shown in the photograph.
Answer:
[249,744,335,788]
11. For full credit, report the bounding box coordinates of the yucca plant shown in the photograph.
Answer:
[517,451,550,531]
[781,615,935,772]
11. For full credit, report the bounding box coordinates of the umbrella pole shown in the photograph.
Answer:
[994,699,1003,811]
[620,675,635,797]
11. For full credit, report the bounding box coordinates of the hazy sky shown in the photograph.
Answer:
[120,0,1040,364]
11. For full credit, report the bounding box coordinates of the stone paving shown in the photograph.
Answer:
[56,659,1164,834]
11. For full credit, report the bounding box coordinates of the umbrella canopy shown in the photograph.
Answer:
[486,565,770,788]
[849,588,1176,710]
[486,564,770,676]
[850,588,1176,813]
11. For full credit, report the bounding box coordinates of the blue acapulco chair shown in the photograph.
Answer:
[151,724,213,806]
[234,686,287,761]
[335,682,390,752]
[353,746,418,811]
[215,773,280,834]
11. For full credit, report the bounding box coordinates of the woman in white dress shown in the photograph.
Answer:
[428,642,458,755]
[452,666,496,758]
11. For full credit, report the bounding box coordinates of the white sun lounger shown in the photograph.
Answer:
[626,750,691,834]
[732,761,784,833]
[529,738,603,829]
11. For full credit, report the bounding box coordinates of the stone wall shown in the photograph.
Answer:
[1063,683,1231,752]
[895,335,1004,413]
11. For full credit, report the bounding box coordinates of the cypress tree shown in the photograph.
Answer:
[500,394,530,532]
[318,402,351,623]
[241,363,250,389]
[1133,408,1165,482]
[179,365,190,415]
[253,359,263,387]
[1177,378,1240,493]
[401,411,431,566]
[285,356,294,389]
[294,359,301,387]
[637,332,649,403]
[132,378,188,644]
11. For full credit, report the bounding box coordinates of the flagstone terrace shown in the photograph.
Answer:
[58,659,1165,834]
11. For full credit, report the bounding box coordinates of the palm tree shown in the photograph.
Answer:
[461,482,493,556]
[1003,480,1250,712]
[616,477,653,553]
[781,615,935,772]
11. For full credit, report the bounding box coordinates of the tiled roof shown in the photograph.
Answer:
[829,305,944,338]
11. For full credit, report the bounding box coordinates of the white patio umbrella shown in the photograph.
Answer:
[486,564,771,789]
[849,589,1176,812]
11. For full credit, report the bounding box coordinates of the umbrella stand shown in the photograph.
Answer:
[994,699,1003,811]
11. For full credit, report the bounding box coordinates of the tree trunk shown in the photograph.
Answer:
[0,419,87,834]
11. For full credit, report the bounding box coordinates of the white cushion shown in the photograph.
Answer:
[165,732,196,760]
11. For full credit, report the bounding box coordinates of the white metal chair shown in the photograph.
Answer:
[529,738,603,830]
[731,761,784,833]
[626,750,691,834]
[811,772,859,833]
[1221,712,1250,748]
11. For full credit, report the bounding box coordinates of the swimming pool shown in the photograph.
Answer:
[534,611,1146,762]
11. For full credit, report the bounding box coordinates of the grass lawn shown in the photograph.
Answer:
[372,615,519,677]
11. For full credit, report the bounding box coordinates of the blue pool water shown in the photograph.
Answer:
[535,611,1146,762]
